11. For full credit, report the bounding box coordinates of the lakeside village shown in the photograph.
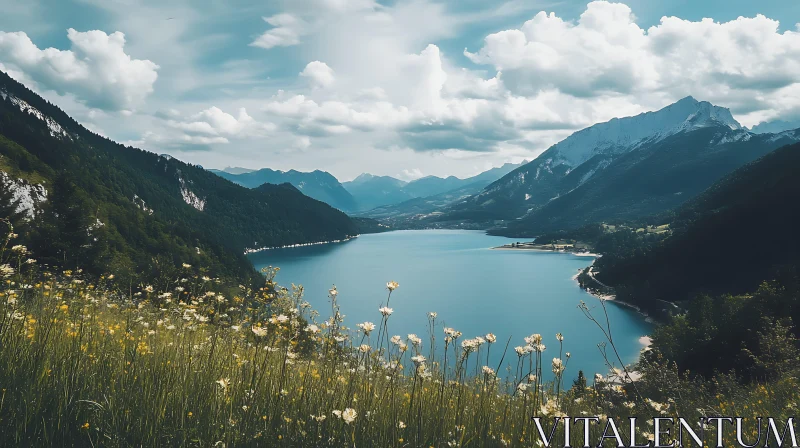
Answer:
[495,240,595,254]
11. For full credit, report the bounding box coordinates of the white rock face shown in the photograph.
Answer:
[178,177,206,211]
[2,89,71,140]
[132,194,154,215]
[0,171,48,219]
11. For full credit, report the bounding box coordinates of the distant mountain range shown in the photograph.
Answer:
[211,168,359,212]
[423,96,800,235]
[214,161,527,213]
[0,70,359,285]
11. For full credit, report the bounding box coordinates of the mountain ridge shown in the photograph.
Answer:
[0,69,358,284]
[433,96,796,230]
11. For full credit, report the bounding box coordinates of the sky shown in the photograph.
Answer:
[1,0,799,181]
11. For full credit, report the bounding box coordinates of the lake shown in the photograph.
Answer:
[249,230,652,380]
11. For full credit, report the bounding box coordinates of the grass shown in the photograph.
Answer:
[1,228,799,447]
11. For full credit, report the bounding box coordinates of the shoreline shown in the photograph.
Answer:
[493,245,599,257]
[573,259,654,350]
[244,235,359,255]
[576,264,653,321]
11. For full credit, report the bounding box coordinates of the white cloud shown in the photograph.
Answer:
[167,106,275,142]
[400,168,423,180]
[293,136,312,149]
[251,14,307,49]
[125,106,276,150]
[464,1,800,124]
[300,61,335,89]
[0,28,159,111]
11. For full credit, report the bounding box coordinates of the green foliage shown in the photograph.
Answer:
[0,70,358,285]
[649,275,800,381]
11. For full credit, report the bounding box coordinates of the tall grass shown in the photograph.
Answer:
[0,227,798,447]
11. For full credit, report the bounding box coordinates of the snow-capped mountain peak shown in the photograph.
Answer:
[550,96,742,167]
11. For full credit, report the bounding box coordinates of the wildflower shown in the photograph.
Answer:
[525,334,543,345]
[407,334,422,346]
[566,352,571,358]
[357,322,375,335]
[444,327,461,338]
[556,333,564,342]
[358,344,371,353]
[144,285,154,293]
[540,399,566,417]
[312,414,327,422]
[242,405,249,412]
[25,258,36,264]
[0,264,15,278]
[216,378,230,390]
[516,383,529,393]
[482,366,496,377]
[398,421,407,429]
[390,335,403,345]
[461,338,480,352]
[342,408,357,424]
[329,286,338,297]
[595,373,604,382]
[386,281,399,291]
[486,333,497,343]
[514,346,531,357]
[379,306,393,316]
[276,314,289,323]
[182,263,192,268]
[305,324,319,333]
[428,312,437,319]
[552,358,565,375]
[332,410,342,418]
[81,422,90,430]
[411,355,426,366]
[252,326,268,337]
[11,245,27,253]
[532,343,546,353]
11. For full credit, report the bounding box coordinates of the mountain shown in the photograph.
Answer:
[341,174,411,211]
[347,161,526,214]
[438,97,798,232]
[220,166,257,175]
[594,141,800,312]
[358,162,527,223]
[750,118,800,134]
[401,175,465,198]
[494,126,800,236]
[0,70,358,285]
[211,168,358,212]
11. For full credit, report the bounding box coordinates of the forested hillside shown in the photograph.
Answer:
[0,70,358,285]
[594,142,800,312]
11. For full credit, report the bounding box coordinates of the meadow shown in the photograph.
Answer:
[0,227,797,447]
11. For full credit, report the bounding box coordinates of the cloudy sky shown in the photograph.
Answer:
[1,0,799,181]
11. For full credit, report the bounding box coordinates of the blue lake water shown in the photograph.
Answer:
[249,230,652,380]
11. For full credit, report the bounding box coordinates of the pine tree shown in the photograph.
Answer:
[571,370,587,397]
